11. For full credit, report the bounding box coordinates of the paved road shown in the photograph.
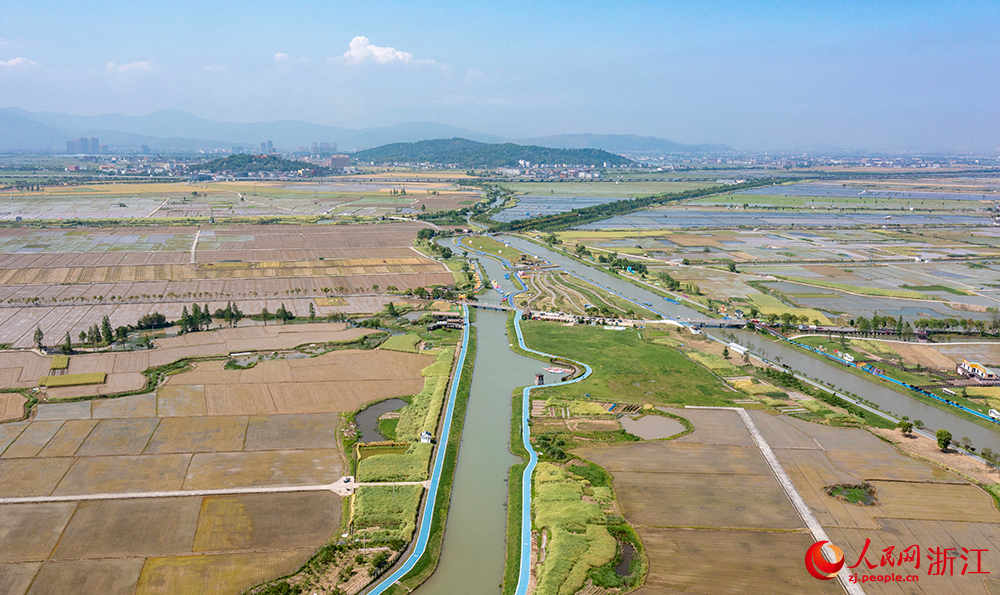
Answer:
[0,478,430,505]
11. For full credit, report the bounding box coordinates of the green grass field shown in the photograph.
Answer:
[39,372,105,387]
[352,484,423,543]
[460,236,528,262]
[357,443,432,482]
[520,321,734,407]
[50,355,69,370]
[380,334,421,353]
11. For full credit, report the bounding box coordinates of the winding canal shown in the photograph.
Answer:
[499,235,1000,450]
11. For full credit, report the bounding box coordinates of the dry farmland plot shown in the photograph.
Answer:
[1,421,64,458]
[74,418,160,456]
[633,529,839,595]
[0,393,27,421]
[827,519,1000,595]
[0,222,451,347]
[36,420,98,457]
[26,559,146,595]
[135,550,309,595]
[192,491,341,552]
[0,564,40,595]
[182,449,340,490]
[0,421,28,451]
[51,454,191,496]
[91,393,157,418]
[52,498,202,559]
[575,423,830,594]
[0,502,77,562]
[745,411,1000,593]
[0,458,76,497]
[244,413,338,450]
[143,415,249,454]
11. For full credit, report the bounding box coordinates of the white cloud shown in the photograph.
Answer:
[105,60,156,73]
[274,52,309,66]
[203,64,227,72]
[0,57,39,68]
[340,36,436,66]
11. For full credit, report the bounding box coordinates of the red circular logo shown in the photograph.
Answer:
[805,541,845,580]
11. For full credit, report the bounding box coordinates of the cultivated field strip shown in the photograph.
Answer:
[0,324,373,386]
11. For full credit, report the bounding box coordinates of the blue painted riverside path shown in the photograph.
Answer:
[366,305,471,595]
[511,311,593,595]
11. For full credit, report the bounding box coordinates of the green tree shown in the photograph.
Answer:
[308,302,316,321]
[385,302,399,317]
[897,421,913,435]
[722,346,731,359]
[101,315,113,344]
[727,262,737,273]
[33,325,43,350]
[261,306,270,326]
[61,331,73,355]
[936,429,952,451]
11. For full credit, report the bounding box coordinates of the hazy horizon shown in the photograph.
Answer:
[2,1,998,152]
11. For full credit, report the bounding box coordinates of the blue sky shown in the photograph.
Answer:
[1,1,997,150]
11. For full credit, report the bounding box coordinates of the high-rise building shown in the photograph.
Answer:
[90,137,100,154]
[260,141,267,153]
[66,140,77,153]
[266,140,274,154]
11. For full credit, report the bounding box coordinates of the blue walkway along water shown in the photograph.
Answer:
[366,304,471,595]
[511,310,593,595]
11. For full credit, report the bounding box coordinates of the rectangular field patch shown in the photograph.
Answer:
[193,491,341,552]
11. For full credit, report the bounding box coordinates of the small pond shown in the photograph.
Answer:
[620,414,686,440]
[355,398,407,442]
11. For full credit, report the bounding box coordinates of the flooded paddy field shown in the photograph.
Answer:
[577,208,992,230]
[734,181,1000,201]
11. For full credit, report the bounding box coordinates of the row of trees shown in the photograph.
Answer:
[494,178,780,232]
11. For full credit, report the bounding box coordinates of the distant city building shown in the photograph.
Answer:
[141,145,151,154]
[260,141,267,153]
[311,142,336,156]
[329,154,350,169]
[65,137,100,154]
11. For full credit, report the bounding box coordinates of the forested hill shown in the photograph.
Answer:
[351,138,634,168]
[199,154,319,172]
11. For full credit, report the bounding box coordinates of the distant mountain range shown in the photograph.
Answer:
[352,138,634,168]
[0,108,731,155]
[518,133,731,154]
